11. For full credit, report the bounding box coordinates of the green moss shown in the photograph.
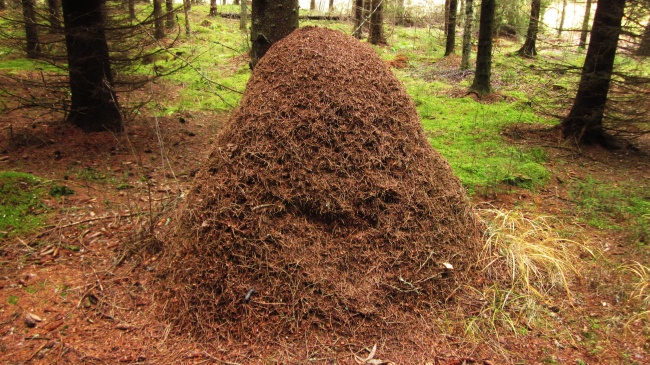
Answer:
[0,171,49,237]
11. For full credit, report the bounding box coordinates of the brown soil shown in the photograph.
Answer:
[0,28,649,365]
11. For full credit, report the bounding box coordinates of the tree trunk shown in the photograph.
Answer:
[363,0,371,30]
[557,0,567,36]
[310,0,315,11]
[21,0,40,58]
[166,0,176,27]
[444,0,458,56]
[562,0,625,147]
[250,0,298,69]
[210,0,217,16]
[47,0,62,33]
[183,0,191,35]
[329,0,334,12]
[234,0,239,5]
[469,0,495,95]
[128,0,136,20]
[239,0,247,30]
[638,19,650,56]
[0,0,5,10]
[579,0,593,49]
[460,0,474,70]
[61,0,122,132]
[153,0,165,39]
[444,0,450,33]
[352,0,363,39]
[517,0,541,57]
[368,0,384,45]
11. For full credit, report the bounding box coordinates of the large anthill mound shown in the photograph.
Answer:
[157,27,484,360]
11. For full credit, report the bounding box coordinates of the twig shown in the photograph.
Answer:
[201,351,243,365]
[48,212,144,231]
[26,341,49,361]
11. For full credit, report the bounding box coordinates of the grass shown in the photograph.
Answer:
[410,85,551,193]
[571,177,650,244]
[466,208,590,337]
[0,171,48,237]
[480,208,587,299]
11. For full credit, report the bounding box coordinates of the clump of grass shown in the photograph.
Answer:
[480,208,586,300]
[466,209,591,338]
[622,261,650,328]
[0,171,48,237]
[623,261,650,308]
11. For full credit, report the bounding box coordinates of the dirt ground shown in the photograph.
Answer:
[0,86,649,363]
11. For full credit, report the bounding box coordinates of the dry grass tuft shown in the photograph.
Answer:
[624,261,650,308]
[479,208,587,301]
[464,208,592,338]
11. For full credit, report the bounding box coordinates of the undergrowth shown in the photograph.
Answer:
[466,208,591,338]
[413,88,551,194]
[571,177,650,245]
[0,171,48,237]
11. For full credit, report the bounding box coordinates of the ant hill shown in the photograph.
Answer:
[156,26,484,361]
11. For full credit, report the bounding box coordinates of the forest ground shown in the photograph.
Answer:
[1,5,650,365]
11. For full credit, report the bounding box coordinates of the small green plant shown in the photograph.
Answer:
[76,167,108,181]
[49,184,75,197]
[7,295,18,305]
[0,171,48,237]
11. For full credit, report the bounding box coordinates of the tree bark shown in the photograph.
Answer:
[444,0,450,33]
[21,0,40,58]
[250,0,298,69]
[329,0,334,12]
[0,0,5,10]
[166,0,176,27]
[310,0,315,11]
[128,0,136,20]
[239,0,247,30]
[517,0,541,57]
[444,0,458,56]
[47,0,62,33]
[368,0,384,45]
[61,0,122,132]
[153,0,165,39]
[579,0,593,49]
[460,0,474,70]
[183,0,191,35]
[352,0,363,39]
[210,0,217,16]
[469,0,495,95]
[638,19,650,56]
[562,0,626,147]
[234,0,240,5]
[558,0,567,36]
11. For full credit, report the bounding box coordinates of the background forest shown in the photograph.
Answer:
[0,0,649,364]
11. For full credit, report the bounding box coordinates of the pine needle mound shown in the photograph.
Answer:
[157,27,483,356]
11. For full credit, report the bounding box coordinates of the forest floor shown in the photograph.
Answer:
[0,86,648,364]
[0,8,649,365]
